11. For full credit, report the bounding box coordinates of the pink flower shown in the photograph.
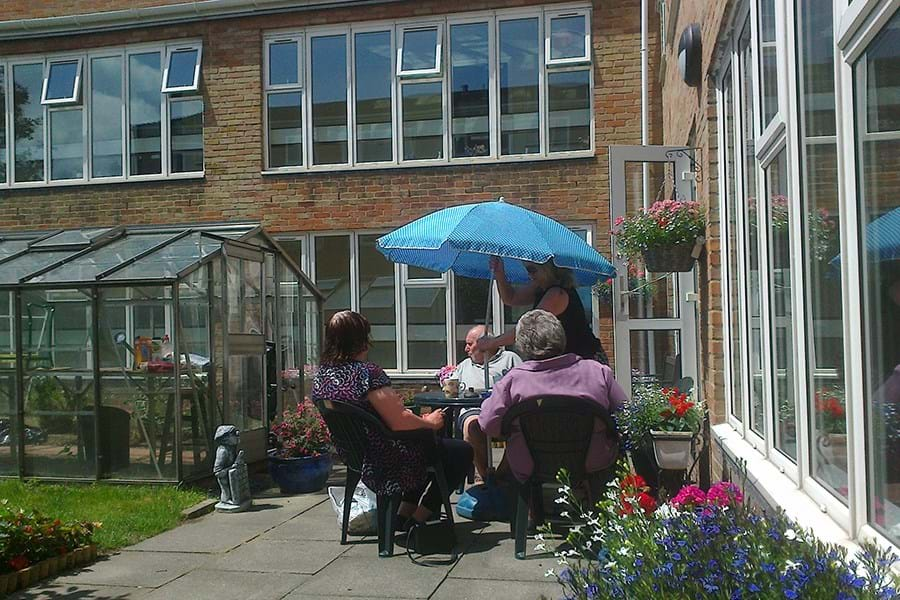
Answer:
[614,216,625,227]
[706,482,743,507]
[670,485,706,508]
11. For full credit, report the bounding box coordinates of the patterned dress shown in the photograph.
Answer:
[312,361,427,496]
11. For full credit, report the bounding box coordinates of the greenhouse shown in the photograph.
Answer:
[0,223,323,483]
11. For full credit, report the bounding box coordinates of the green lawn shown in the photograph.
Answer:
[0,481,208,551]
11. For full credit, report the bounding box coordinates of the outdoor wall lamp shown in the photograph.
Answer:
[678,23,702,87]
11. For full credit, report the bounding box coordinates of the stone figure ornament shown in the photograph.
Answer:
[214,425,252,512]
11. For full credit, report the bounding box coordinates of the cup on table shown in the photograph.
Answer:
[442,377,460,398]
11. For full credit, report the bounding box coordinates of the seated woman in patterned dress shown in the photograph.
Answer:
[312,310,474,528]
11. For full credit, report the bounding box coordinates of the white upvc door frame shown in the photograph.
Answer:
[608,144,699,402]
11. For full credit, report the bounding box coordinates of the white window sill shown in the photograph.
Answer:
[712,423,855,550]
[2,172,204,191]
[261,150,595,176]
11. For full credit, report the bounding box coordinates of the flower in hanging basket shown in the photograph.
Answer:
[611,199,706,262]
[269,398,332,459]
[655,387,704,434]
[435,365,457,385]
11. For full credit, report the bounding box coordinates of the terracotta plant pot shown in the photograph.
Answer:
[650,430,696,470]
[642,242,696,273]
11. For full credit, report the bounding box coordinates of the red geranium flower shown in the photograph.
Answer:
[9,556,29,571]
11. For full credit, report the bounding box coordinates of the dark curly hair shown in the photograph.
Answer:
[320,310,371,365]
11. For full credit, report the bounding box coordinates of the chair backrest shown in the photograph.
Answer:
[314,398,391,474]
[500,396,618,483]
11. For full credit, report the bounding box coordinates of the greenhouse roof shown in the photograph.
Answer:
[0,222,321,297]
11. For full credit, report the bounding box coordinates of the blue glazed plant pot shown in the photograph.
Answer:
[267,450,333,494]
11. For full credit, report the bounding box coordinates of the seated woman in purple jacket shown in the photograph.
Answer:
[476,309,626,483]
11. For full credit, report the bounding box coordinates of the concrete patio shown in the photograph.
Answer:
[13,465,565,600]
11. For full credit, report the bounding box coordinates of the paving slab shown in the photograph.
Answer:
[288,554,453,599]
[10,583,149,600]
[430,577,563,600]
[261,501,348,542]
[143,569,309,600]
[203,538,347,574]
[449,536,559,582]
[53,551,210,588]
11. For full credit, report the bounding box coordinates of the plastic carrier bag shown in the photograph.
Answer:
[328,482,377,535]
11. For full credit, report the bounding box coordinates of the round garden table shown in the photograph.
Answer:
[412,392,486,440]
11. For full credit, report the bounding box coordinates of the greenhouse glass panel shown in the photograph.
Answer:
[32,233,177,283]
[105,233,223,281]
[0,251,78,285]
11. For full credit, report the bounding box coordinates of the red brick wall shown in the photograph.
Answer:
[0,0,660,377]
[0,0,188,22]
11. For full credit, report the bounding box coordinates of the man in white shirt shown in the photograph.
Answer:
[455,325,521,483]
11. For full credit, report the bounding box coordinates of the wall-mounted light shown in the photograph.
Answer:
[678,23,702,87]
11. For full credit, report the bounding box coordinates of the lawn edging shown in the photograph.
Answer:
[0,544,97,595]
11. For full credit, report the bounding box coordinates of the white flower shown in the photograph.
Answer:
[534,543,547,552]
[617,546,631,556]
[557,485,571,495]
[557,558,569,565]
[534,533,545,542]
[604,561,618,570]
[545,568,555,578]
[559,511,569,518]
[785,529,797,541]
[555,497,567,504]
[784,560,801,573]
[570,525,582,534]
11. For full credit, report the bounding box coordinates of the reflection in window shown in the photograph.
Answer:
[169,99,203,173]
[406,287,446,369]
[91,56,123,178]
[268,92,303,168]
[128,52,162,176]
[758,0,779,127]
[548,70,590,152]
[269,41,299,86]
[856,10,900,546]
[50,109,83,180]
[358,234,396,369]
[0,67,5,184]
[454,276,490,361]
[354,31,393,163]
[499,18,540,155]
[798,0,846,498]
[163,48,200,92]
[766,150,796,460]
[311,35,348,165]
[314,236,351,324]
[43,60,81,104]
[451,22,490,158]
[739,23,765,437]
[13,63,45,182]
[549,14,587,61]
[402,82,443,160]
[400,27,440,74]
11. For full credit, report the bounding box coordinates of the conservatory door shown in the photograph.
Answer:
[608,145,699,400]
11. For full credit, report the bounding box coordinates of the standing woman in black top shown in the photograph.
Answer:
[475,257,609,364]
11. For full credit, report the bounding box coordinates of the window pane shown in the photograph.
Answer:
[548,70,590,152]
[758,0,779,127]
[499,18,540,155]
[451,22,490,158]
[128,52,162,175]
[798,0,846,498]
[401,28,438,72]
[50,109,83,180]
[269,41,299,86]
[311,35,348,165]
[354,31,393,163]
[358,234,396,369]
[170,99,203,173]
[766,149,796,460]
[740,24,765,437]
[402,82,443,160]
[45,60,79,101]
[314,236,350,324]
[866,16,900,132]
[550,15,587,60]
[91,56,123,178]
[0,66,6,184]
[13,63,45,182]
[165,49,198,89]
[406,287,446,369]
[723,67,743,422]
[408,265,442,279]
[267,92,303,167]
[856,10,900,546]
[454,276,490,361]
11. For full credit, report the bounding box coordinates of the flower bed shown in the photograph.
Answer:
[544,470,900,599]
[0,504,98,594]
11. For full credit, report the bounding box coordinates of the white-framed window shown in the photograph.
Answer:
[0,39,203,188]
[262,3,594,174]
[161,44,202,93]
[544,9,590,66]
[397,24,443,77]
[279,223,598,375]
[41,58,83,105]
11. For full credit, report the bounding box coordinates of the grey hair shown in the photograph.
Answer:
[515,309,566,360]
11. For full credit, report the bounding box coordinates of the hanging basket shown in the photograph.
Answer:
[650,430,695,470]
[642,242,696,273]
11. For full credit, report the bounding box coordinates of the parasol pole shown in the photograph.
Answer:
[483,272,493,392]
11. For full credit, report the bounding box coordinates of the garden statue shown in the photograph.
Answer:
[213,425,252,512]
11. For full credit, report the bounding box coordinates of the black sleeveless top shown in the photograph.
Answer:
[534,285,603,360]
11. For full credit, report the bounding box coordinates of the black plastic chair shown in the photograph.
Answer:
[314,398,455,558]
[500,396,619,559]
